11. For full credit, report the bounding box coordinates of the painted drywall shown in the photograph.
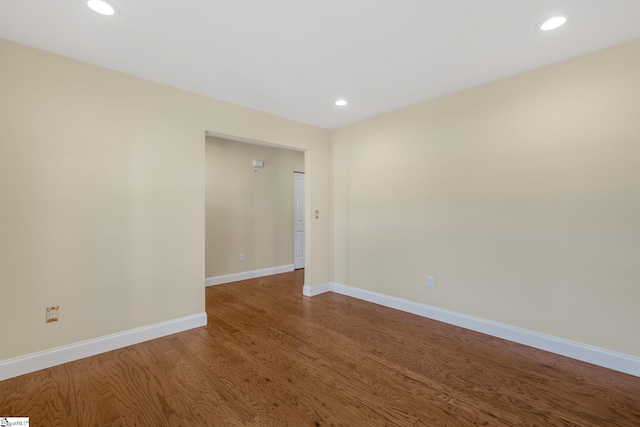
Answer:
[0,39,329,362]
[205,137,304,277]
[331,38,640,358]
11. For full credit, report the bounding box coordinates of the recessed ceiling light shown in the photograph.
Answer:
[538,15,569,31]
[335,99,348,106]
[87,0,120,16]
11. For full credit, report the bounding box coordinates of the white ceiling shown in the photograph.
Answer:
[1,1,640,129]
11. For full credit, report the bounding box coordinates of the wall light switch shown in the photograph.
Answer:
[315,210,319,219]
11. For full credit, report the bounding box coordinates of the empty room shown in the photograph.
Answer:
[1,1,640,426]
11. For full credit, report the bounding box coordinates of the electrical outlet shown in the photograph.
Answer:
[46,306,59,323]
[427,276,434,289]
[239,253,245,261]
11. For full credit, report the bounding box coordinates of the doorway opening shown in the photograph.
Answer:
[204,133,306,286]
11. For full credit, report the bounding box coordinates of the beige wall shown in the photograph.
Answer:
[205,137,304,277]
[0,39,330,362]
[331,39,640,358]
[5,32,638,367]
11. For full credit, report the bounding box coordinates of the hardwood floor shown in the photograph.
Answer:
[1,270,639,426]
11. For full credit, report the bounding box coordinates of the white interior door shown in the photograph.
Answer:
[293,172,305,269]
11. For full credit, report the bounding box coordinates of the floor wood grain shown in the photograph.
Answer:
[1,270,639,426]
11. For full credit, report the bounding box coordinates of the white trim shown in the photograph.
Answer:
[302,282,332,297]
[324,282,640,378]
[205,264,294,286]
[0,312,207,381]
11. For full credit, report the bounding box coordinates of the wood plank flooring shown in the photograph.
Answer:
[1,270,639,426]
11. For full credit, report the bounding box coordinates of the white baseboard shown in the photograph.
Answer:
[320,282,640,378]
[303,282,332,297]
[0,312,207,381]
[206,264,294,286]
